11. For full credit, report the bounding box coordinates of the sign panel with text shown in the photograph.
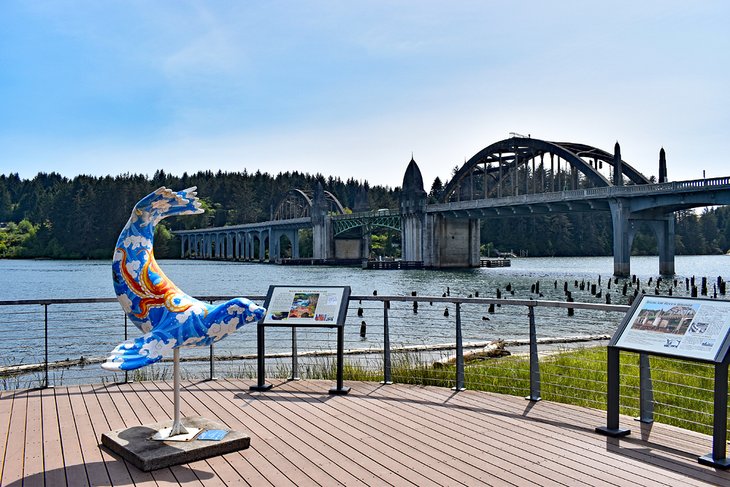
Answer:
[262,285,351,327]
[611,295,730,363]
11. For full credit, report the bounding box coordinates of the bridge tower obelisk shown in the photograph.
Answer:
[400,157,427,262]
[609,144,676,276]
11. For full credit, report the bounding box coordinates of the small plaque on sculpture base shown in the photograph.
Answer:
[101,416,250,472]
[151,426,201,442]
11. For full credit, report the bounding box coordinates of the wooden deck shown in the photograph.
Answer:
[1,379,729,486]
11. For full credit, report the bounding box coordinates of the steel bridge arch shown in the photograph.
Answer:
[272,188,346,220]
[332,210,401,237]
[440,137,650,203]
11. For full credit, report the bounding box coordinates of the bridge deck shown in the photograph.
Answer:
[1,379,728,486]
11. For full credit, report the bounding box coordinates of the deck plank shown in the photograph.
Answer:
[0,390,14,484]
[1,379,730,486]
[66,384,113,486]
[78,383,135,486]
[55,386,90,487]
[2,389,27,486]
[40,387,67,487]
[105,381,181,486]
[22,389,44,487]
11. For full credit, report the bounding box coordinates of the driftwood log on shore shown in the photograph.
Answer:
[433,340,510,368]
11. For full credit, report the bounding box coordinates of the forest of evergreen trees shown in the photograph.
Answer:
[1,170,729,259]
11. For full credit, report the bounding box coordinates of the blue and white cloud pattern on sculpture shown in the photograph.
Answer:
[102,186,266,371]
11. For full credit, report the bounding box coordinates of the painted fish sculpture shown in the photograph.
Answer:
[102,187,265,371]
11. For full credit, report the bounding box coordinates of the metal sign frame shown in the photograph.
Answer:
[250,285,351,395]
[610,295,730,364]
[597,294,730,469]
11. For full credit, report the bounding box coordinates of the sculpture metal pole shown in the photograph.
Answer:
[170,348,188,437]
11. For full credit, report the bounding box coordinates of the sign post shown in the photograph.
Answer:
[596,295,730,469]
[250,285,352,394]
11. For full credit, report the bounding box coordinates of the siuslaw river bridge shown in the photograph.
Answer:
[175,136,730,276]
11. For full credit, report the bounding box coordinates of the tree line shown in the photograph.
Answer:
[1,170,729,259]
[0,170,397,259]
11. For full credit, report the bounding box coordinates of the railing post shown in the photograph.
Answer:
[208,300,217,381]
[637,353,654,423]
[209,343,216,380]
[124,314,130,383]
[699,363,729,468]
[382,300,392,384]
[44,303,49,389]
[453,303,465,391]
[290,326,300,380]
[596,346,630,437]
[526,305,541,401]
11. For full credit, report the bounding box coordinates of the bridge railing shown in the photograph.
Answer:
[429,176,730,213]
[0,293,724,437]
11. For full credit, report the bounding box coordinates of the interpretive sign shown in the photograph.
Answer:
[600,294,730,469]
[251,285,352,394]
[611,295,730,363]
[262,286,350,326]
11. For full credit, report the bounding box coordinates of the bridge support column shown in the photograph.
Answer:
[312,183,334,260]
[609,200,635,277]
[426,215,481,268]
[292,230,300,259]
[271,230,282,261]
[643,216,676,276]
[361,231,371,260]
[259,230,268,262]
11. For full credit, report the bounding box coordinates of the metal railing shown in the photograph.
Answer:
[0,294,726,438]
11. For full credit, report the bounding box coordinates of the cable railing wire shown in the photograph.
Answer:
[0,294,727,438]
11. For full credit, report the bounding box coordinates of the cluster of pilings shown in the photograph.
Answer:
[364,273,728,327]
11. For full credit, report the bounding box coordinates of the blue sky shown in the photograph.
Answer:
[1,1,728,188]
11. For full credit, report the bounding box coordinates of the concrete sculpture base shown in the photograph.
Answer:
[101,416,250,472]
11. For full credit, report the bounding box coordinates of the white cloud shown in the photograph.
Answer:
[139,337,177,360]
[123,235,151,250]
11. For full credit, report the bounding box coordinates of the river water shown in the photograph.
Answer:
[1,256,728,386]
[2,255,728,301]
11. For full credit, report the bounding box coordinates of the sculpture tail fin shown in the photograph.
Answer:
[101,332,176,372]
[136,186,204,223]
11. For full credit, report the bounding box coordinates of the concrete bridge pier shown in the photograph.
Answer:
[425,214,481,268]
[259,230,269,262]
[609,199,635,277]
[610,200,677,277]
[271,229,300,260]
[312,183,334,260]
[361,231,371,260]
[639,215,676,276]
